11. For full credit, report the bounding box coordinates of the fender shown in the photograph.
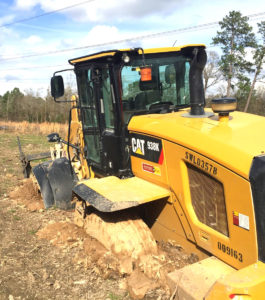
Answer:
[73,176,170,212]
[33,157,77,210]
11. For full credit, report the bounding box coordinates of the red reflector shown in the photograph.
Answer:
[233,211,239,226]
[229,295,235,299]
[158,148,164,165]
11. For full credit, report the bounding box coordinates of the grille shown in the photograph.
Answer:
[187,163,228,236]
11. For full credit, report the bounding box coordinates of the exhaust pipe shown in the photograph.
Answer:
[189,48,207,116]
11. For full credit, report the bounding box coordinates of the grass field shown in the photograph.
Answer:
[0,130,50,197]
[0,120,67,136]
[0,120,67,196]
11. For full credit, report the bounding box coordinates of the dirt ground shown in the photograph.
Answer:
[0,191,128,300]
[0,129,197,300]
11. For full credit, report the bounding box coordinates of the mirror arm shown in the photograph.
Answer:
[60,139,80,152]
[59,139,80,152]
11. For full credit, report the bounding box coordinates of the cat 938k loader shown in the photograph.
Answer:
[31,45,265,298]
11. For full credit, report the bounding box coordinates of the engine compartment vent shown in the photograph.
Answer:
[186,163,229,236]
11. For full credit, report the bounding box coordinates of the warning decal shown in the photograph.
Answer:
[233,211,249,230]
[142,163,161,176]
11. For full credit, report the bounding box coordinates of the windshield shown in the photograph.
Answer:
[121,55,191,123]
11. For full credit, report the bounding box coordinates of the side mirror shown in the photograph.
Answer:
[51,75,64,98]
[47,132,61,143]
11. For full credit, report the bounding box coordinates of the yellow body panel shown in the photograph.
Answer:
[129,110,260,270]
[130,154,169,188]
[164,141,257,269]
[206,261,265,299]
[144,194,210,260]
[69,51,117,64]
[129,109,265,179]
[68,99,95,179]
[81,176,170,205]
[69,44,205,65]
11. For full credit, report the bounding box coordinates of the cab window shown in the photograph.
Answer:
[121,55,190,123]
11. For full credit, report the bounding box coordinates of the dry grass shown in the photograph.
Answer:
[0,121,67,136]
[0,131,51,197]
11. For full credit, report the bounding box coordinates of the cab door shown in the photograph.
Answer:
[78,67,101,169]
[77,65,123,176]
[99,66,123,174]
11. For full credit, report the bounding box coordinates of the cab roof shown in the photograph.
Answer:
[68,44,205,65]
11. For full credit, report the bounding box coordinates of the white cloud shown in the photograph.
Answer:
[68,0,188,23]
[23,35,43,45]
[15,0,188,22]
[15,0,39,10]
[82,25,125,45]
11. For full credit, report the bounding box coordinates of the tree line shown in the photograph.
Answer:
[0,10,264,122]
[0,87,71,123]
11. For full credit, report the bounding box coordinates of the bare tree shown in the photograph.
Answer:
[244,21,265,112]
[204,51,222,94]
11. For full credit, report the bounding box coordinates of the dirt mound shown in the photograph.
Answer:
[9,178,44,211]
[36,220,196,299]
[9,192,199,299]
[159,240,199,269]
[37,222,122,279]
[37,221,88,247]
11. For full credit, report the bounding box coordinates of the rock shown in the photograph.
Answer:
[139,255,162,279]
[54,280,61,290]
[28,272,35,284]
[127,270,158,300]
[118,257,133,275]
[73,280,87,285]
[42,269,49,281]
[119,279,127,290]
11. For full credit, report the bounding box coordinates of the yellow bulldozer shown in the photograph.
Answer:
[21,44,265,299]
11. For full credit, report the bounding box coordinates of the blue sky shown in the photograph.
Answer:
[0,0,264,96]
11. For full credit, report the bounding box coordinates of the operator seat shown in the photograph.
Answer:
[134,92,147,109]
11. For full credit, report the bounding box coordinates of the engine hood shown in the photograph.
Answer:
[128,109,265,180]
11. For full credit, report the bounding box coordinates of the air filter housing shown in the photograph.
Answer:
[211,98,237,116]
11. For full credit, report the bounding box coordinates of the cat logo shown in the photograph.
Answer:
[131,138,145,156]
[130,133,163,163]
